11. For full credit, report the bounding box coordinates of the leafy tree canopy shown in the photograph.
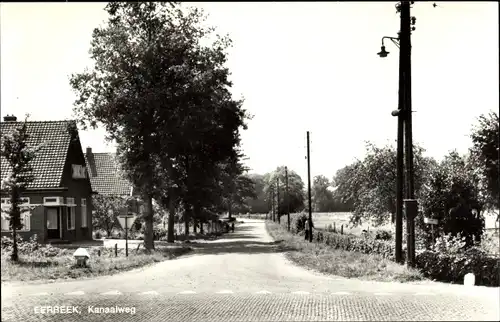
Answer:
[332,142,436,227]
[470,111,499,211]
[263,166,305,215]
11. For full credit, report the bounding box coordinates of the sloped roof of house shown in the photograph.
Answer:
[0,120,78,189]
[84,152,132,196]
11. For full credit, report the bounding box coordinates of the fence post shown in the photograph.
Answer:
[115,243,118,257]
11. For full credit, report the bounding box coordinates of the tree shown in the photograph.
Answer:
[311,175,335,212]
[332,161,362,213]
[332,142,436,227]
[92,195,126,237]
[218,155,257,218]
[70,2,248,248]
[263,166,305,216]
[245,174,268,213]
[0,117,40,261]
[418,151,485,248]
[470,111,499,213]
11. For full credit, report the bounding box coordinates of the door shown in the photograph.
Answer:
[47,208,60,239]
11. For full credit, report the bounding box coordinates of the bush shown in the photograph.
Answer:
[1,234,41,253]
[292,212,308,233]
[375,229,392,241]
[310,229,395,260]
[304,227,499,287]
[432,233,466,255]
[1,234,23,250]
[154,227,168,241]
[1,234,66,258]
[93,229,107,239]
[416,247,499,286]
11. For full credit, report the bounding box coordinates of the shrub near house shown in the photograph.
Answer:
[0,233,192,282]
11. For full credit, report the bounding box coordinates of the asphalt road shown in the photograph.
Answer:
[2,219,499,321]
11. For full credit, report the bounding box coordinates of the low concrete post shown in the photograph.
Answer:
[464,273,475,287]
[73,248,90,268]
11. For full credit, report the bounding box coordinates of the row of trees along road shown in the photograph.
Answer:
[70,3,251,249]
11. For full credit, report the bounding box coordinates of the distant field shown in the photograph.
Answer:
[238,211,498,238]
[310,212,393,236]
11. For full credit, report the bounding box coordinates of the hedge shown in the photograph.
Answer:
[271,212,500,287]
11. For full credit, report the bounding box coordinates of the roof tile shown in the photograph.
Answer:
[1,120,75,189]
[84,152,132,196]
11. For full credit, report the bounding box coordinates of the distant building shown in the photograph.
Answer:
[84,148,132,197]
[84,148,144,232]
[0,115,93,243]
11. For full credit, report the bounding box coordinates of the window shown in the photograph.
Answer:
[1,198,31,231]
[1,197,30,205]
[1,216,10,231]
[1,213,30,231]
[66,197,76,206]
[81,198,87,228]
[67,207,75,230]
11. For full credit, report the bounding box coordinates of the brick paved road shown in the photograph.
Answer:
[2,219,499,321]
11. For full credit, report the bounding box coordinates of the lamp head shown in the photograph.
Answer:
[377,45,389,58]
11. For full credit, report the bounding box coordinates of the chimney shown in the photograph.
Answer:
[3,115,17,122]
[86,147,97,177]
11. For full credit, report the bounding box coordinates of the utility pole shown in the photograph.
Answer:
[393,1,407,264]
[285,166,290,231]
[306,131,313,242]
[276,177,280,224]
[401,0,417,267]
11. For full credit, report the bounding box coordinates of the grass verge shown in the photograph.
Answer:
[1,245,192,283]
[265,220,425,283]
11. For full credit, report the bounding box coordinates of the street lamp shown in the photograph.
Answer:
[378,1,417,267]
[377,36,400,58]
[378,46,389,58]
[379,32,405,264]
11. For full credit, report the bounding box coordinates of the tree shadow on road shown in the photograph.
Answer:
[216,233,260,240]
[189,239,296,255]
[231,225,254,232]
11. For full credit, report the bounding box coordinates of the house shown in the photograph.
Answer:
[84,148,132,197]
[84,148,141,233]
[84,148,172,233]
[0,115,93,243]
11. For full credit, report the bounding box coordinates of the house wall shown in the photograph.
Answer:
[1,138,94,243]
[60,138,94,242]
[1,193,46,243]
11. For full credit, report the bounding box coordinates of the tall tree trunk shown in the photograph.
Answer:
[184,206,190,237]
[107,225,113,238]
[11,227,18,261]
[10,186,20,261]
[167,191,176,243]
[143,195,154,250]
[193,204,201,234]
[200,221,204,234]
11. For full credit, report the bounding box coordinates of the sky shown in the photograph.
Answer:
[1,2,498,183]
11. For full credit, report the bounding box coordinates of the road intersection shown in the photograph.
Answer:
[2,219,498,321]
